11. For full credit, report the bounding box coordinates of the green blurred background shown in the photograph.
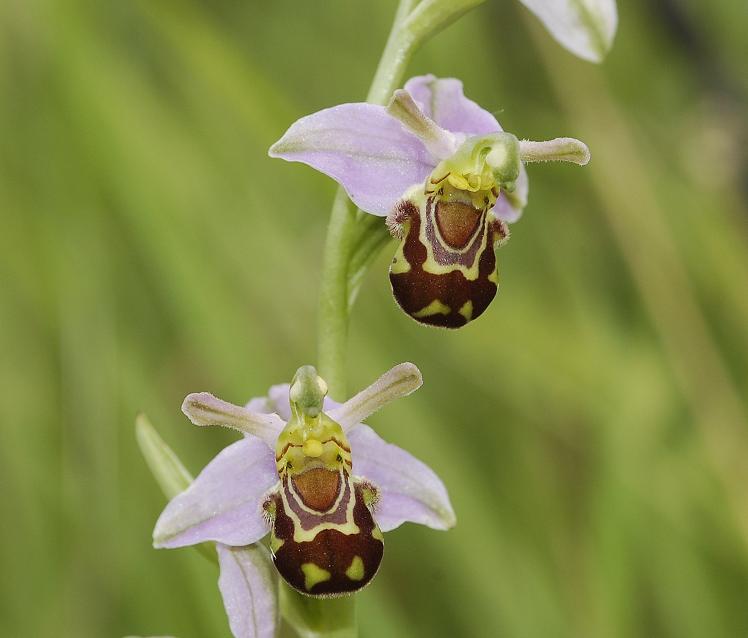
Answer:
[2,0,747,636]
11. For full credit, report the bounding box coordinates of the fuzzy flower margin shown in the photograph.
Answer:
[153,363,455,638]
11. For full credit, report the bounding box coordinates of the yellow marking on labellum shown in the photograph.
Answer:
[269,532,284,554]
[301,563,331,591]
[458,300,473,321]
[413,299,451,319]
[372,527,384,541]
[390,241,411,274]
[488,269,499,284]
[345,556,365,581]
[302,438,323,458]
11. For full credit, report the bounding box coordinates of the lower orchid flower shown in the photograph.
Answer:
[270,74,590,328]
[152,362,455,637]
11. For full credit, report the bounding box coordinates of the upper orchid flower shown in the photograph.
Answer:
[270,74,589,328]
[153,363,455,637]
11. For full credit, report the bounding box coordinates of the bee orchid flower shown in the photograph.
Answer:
[270,74,589,328]
[153,363,455,638]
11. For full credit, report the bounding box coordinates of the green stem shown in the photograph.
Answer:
[317,189,357,400]
[348,223,392,310]
[304,1,421,635]
[279,582,357,638]
[317,0,492,399]
[309,0,487,634]
[366,0,419,105]
[316,0,419,401]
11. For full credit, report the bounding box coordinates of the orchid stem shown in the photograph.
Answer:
[316,0,419,402]
[366,0,419,105]
[279,582,357,638]
[317,189,357,401]
[308,1,421,635]
[311,0,485,634]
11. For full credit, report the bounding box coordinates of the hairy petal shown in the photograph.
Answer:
[269,103,434,216]
[404,75,501,137]
[349,424,455,532]
[153,438,277,548]
[217,544,278,638]
[182,392,284,447]
[519,137,590,165]
[328,362,423,431]
[387,90,459,160]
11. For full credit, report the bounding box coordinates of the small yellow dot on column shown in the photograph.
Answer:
[303,438,323,457]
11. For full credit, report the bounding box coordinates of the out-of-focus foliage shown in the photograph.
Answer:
[517,0,618,62]
[1,0,747,637]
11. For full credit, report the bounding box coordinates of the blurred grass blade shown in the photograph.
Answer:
[517,0,617,62]
[135,414,218,564]
[136,413,193,499]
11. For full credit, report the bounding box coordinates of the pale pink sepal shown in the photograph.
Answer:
[153,437,277,548]
[349,424,456,532]
[269,102,434,216]
[217,543,278,638]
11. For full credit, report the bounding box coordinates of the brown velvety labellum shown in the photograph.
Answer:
[435,200,482,249]
[292,468,341,511]
[271,474,384,597]
[389,198,500,329]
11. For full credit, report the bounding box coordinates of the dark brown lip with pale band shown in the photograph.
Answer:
[291,467,342,512]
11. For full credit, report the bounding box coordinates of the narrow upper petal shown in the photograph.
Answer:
[348,424,455,532]
[491,162,529,223]
[328,362,422,432]
[404,75,501,137]
[386,90,459,161]
[182,392,284,448]
[153,437,277,548]
[269,103,435,216]
[217,543,278,638]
